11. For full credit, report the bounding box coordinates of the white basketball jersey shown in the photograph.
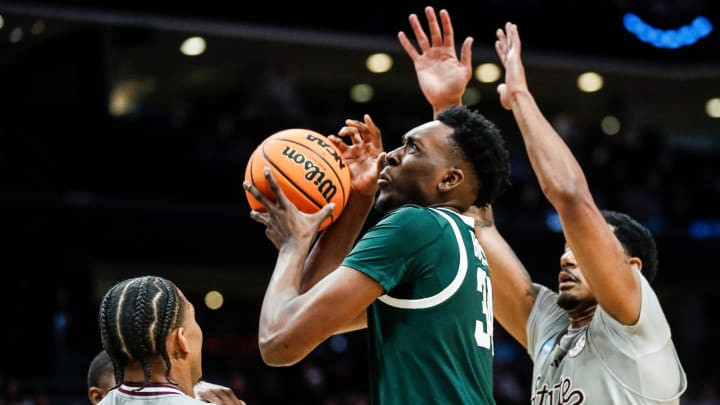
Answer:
[527,277,687,404]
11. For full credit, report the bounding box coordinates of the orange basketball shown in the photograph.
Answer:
[244,128,351,231]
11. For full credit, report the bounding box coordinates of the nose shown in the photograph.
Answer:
[560,248,576,269]
[385,147,401,166]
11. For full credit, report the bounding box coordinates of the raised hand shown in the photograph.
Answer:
[398,6,473,114]
[495,22,529,111]
[245,168,335,250]
[327,114,385,198]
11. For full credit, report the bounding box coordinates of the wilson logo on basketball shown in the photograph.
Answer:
[244,127,351,231]
[304,133,346,170]
[280,146,338,202]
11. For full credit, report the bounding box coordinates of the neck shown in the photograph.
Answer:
[428,202,465,213]
[566,303,596,329]
[123,359,194,397]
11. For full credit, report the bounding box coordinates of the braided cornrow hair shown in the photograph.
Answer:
[99,275,186,389]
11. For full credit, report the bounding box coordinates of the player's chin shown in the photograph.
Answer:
[374,192,399,213]
[556,292,581,311]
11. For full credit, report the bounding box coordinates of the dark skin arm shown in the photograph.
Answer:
[246,168,384,366]
[300,117,384,333]
[245,116,385,366]
[300,116,384,291]
[496,23,641,325]
[398,6,473,119]
[466,205,537,349]
[255,116,384,335]
[400,7,539,347]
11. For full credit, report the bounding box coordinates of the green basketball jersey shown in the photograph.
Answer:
[342,205,496,405]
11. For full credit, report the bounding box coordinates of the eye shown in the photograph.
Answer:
[404,138,418,152]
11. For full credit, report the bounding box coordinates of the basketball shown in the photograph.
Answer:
[244,128,352,231]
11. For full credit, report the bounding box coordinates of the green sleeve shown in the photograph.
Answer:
[341,205,441,292]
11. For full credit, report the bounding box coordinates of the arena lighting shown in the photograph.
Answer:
[329,335,349,353]
[577,72,603,93]
[30,19,45,34]
[689,220,720,239]
[623,13,713,49]
[600,115,621,135]
[180,36,206,56]
[366,53,392,73]
[474,63,501,83]
[9,26,22,42]
[462,87,482,106]
[350,83,374,103]
[204,290,224,310]
[545,211,562,233]
[705,98,720,118]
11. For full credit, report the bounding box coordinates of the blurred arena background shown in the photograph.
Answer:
[0,1,718,404]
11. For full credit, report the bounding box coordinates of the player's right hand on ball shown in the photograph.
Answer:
[245,167,335,250]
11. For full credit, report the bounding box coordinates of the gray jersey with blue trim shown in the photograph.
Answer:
[527,276,686,404]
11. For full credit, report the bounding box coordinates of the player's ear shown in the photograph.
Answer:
[166,326,191,360]
[438,168,464,192]
[629,257,642,273]
[88,387,105,405]
[176,327,191,357]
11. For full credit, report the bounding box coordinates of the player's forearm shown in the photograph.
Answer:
[475,224,534,348]
[431,97,463,119]
[258,244,312,365]
[300,193,375,292]
[511,90,642,321]
[510,90,592,208]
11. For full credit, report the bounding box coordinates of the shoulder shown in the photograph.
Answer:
[383,204,427,218]
[378,205,437,230]
[530,284,560,315]
[594,276,671,336]
[528,284,566,332]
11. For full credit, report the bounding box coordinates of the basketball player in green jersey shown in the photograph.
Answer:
[464,23,686,404]
[245,7,510,404]
[405,8,687,403]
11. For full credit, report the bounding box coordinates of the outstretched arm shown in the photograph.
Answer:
[466,205,536,349]
[401,8,538,346]
[495,23,641,324]
[398,6,473,118]
[401,6,539,347]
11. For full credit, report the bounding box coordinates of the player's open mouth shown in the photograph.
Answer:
[377,172,391,186]
[558,271,577,289]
